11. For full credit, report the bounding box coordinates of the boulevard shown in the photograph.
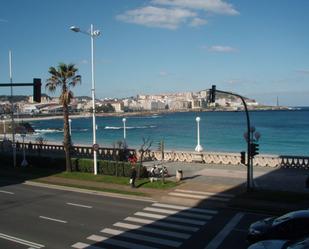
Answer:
[0,181,271,249]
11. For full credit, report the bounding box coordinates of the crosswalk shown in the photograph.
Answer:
[168,189,235,202]
[71,202,219,249]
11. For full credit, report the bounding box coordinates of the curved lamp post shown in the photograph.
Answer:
[70,24,100,175]
[195,116,203,152]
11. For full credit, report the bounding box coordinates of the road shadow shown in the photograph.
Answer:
[79,158,309,249]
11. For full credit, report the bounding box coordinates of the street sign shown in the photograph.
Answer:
[92,143,100,151]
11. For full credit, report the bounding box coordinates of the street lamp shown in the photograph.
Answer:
[20,131,28,167]
[122,118,127,147]
[69,119,72,136]
[2,119,6,139]
[70,24,101,175]
[195,116,203,152]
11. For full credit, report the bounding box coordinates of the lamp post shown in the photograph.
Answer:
[70,24,100,175]
[122,118,126,139]
[2,119,6,139]
[20,131,28,167]
[69,119,72,136]
[195,116,203,152]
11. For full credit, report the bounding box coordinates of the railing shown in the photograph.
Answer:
[1,140,308,169]
[3,142,135,161]
[147,150,309,169]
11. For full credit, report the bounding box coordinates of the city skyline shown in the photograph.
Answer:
[0,0,309,106]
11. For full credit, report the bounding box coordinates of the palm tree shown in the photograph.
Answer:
[46,63,81,172]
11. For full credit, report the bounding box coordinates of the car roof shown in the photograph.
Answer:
[289,210,309,219]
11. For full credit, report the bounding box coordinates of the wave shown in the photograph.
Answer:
[104,125,156,130]
[35,128,63,133]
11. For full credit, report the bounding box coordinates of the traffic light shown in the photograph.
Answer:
[33,78,41,103]
[250,142,259,158]
[240,151,246,164]
[208,85,216,103]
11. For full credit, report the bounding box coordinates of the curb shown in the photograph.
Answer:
[24,181,155,203]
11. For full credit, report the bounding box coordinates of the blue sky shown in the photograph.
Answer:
[0,0,308,106]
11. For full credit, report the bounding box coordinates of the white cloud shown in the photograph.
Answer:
[189,17,208,27]
[151,0,239,15]
[116,6,196,30]
[208,45,237,52]
[159,71,169,76]
[296,69,309,74]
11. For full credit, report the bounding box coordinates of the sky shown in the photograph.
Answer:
[0,0,308,106]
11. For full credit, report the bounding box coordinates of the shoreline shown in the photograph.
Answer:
[6,107,304,122]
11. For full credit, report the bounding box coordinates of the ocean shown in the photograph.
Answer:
[28,109,309,156]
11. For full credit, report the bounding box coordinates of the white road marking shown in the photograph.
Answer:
[71,242,103,249]
[39,216,67,223]
[0,232,44,248]
[144,207,212,219]
[169,192,229,201]
[135,211,206,225]
[101,228,182,247]
[204,212,244,249]
[114,222,191,239]
[0,190,14,195]
[87,234,158,249]
[66,202,92,209]
[175,189,234,198]
[152,203,218,214]
[125,217,199,232]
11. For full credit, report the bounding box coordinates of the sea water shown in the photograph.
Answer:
[28,109,309,156]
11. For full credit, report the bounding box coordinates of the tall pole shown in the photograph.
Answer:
[9,50,16,168]
[69,119,72,136]
[91,24,98,175]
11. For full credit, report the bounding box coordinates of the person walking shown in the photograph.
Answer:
[130,165,137,188]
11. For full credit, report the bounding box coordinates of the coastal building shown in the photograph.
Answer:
[111,102,124,113]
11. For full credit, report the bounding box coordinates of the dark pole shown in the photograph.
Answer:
[210,88,252,191]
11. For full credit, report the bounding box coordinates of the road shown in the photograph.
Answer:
[0,182,271,249]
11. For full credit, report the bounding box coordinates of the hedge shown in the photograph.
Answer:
[0,153,148,178]
[71,158,148,178]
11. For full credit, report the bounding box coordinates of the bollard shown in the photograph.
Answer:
[176,169,183,182]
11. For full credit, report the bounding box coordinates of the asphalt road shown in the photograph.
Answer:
[0,182,273,249]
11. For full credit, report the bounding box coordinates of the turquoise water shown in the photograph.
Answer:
[29,109,309,156]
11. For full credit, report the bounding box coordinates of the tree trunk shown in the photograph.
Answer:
[63,104,72,172]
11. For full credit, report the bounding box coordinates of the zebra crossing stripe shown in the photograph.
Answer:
[87,234,157,249]
[71,242,104,249]
[101,228,182,247]
[175,189,234,198]
[125,217,199,232]
[169,192,229,201]
[135,212,206,225]
[144,207,212,220]
[114,222,191,239]
[152,203,218,214]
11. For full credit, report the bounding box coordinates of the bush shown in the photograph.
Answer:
[71,157,148,178]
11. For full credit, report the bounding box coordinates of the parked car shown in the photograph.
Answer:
[248,237,309,249]
[247,210,309,244]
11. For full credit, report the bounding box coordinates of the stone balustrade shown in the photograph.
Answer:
[146,150,309,169]
[1,140,308,169]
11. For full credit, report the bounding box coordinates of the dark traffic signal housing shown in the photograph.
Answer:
[208,85,216,103]
[250,142,259,158]
[33,78,41,103]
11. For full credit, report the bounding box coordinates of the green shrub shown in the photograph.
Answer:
[71,157,148,178]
